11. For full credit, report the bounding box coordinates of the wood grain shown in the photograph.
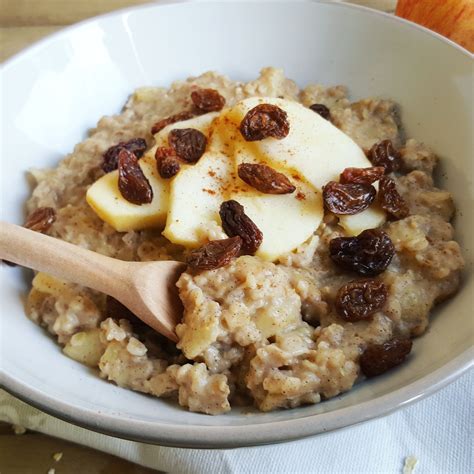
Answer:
[0,26,62,61]
[0,422,159,473]
[0,0,152,27]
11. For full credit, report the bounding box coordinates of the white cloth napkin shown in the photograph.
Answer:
[1,370,472,473]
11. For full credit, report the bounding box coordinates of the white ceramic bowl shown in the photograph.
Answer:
[1,0,473,448]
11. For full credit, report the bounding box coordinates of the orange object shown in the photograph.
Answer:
[396,0,474,52]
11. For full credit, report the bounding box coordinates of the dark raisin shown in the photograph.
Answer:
[187,236,243,271]
[238,163,296,194]
[323,181,376,215]
[102,138,147,173]
[117,148,153,205]
[360,338,413,377]
[168,128,207,163]
[105,295,136,321]
[25,207,56,233]
[240,104,289,142]
[367,140,401,173]
[105,296,148,331]
[191,88,226,113]
[155,147,181,179]
[2,207,57,267]
[339,166,385,185]
[378,176,409,220]
[309,103,331,120]
[219,200,263,255]
[151,111,195,135]
[335,279,387,322]
[329,228,395,276]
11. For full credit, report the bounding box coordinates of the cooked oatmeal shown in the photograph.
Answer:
[23,68,464,414]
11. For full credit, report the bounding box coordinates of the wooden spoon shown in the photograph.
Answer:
[0,222,185,342]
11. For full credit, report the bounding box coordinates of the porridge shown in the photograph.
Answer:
[20,68,463,414]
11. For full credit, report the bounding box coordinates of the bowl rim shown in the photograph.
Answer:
[3,351,473,448]
[1,0,472,71]
[1,0,473,449]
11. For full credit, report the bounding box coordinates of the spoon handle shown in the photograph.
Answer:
[0,221,129,296]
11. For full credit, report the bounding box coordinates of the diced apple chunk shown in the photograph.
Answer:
[63,329,105,367]
[32,272,71,297]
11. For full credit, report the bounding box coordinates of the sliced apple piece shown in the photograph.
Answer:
[339,203,386,237]
[153,112,219,147]
[163,151,233,247]
[86,154,170,232]
[165,143,323,257]
[235,184,323,261]
[222,97,371,189]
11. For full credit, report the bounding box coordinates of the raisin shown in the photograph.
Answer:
[219,200,263,255]
[309,103,331,120]
[105,296,148,331]
[240,104,289,142]
[117,148,153,205]
[339,166,385,185]
[105,295,136,321]
[378,176,409,220]
[155,147,181,179]
[187,236,243,271]
[335,279,387,322]
[102,138,147,173]
[25,207,56,233]
[191,88,226,113]
[2,207,57,267]
[323,181,376,215]
[238,163,296,194]
[367,139,401,173]
[168,128,207,163]
[329,228,395,276]
[360,338,413,377]
[151,111,195,135]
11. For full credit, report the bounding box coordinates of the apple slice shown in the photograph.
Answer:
[219,97,385,240]
[164,146,323,257]
[235,184,323,261]
[163,151,233,246]
[86,154,170,232]
[86,112,219,234]
[338,204,386,237]
[222,97,371,189]
[153,112,219,146]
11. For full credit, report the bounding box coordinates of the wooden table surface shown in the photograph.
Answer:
[0,1,396,472]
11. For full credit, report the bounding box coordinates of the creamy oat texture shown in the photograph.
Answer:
[26,68,464,414]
